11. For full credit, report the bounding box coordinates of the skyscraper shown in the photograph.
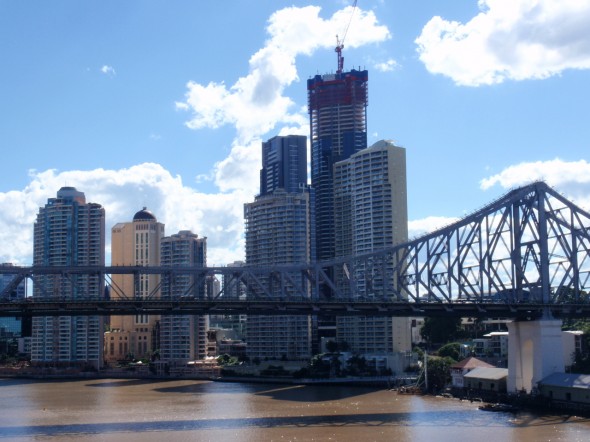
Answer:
[106,208,164,363]
[244,135,313,360]
[31,187,105,368]
[260,135,307,195]
[308,69,368,263]
[160,230,208,363]
[334,140,411,366]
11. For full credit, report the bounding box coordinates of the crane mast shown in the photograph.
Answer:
[335,0,358,74]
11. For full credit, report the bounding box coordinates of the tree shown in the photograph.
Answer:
[437,342,461,362]
[421,356,454,392]
[420,317,463,346]
[325,340,339,353]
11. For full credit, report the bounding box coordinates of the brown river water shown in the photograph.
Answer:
[0,377,589,441]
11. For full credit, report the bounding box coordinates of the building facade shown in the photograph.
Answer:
[260,135,307,195]
[31,187,105,368]
[244,135,313,360]
[105,208,164,363]
[159,230,208,363]
[308,69,369,348]
[333,141,411,362]
[308,69,368,263]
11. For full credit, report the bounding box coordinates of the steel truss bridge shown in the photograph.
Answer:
[1,181,590,319]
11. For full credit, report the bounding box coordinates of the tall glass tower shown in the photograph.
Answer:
[31,187,105,368]
[308,69,368,263]
[260,135,307,195]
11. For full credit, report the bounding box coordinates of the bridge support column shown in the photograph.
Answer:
[507,318,564,394]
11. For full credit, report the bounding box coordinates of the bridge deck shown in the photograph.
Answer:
[1,299,588,319]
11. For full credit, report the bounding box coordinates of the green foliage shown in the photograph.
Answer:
[421,356,455,392]
[216,354,239,366]
[325,340,350,353]
[437,342,461,362]
[345,355,377,376]
[570,351,590,374]
[420,317,463,345]
[562,318,590,334]
[325,340,339,353]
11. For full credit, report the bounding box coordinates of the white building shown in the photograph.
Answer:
[333,140,411,369]
[31,187,105,368]
[160,230,209,363]
[244,190,313,360]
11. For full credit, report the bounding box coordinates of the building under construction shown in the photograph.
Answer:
[307,69,368,263]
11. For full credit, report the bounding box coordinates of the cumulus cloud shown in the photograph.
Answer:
[374,58,398,72]
[1,5,391,267]
[0,164,247,266]
[100,65,116,76]
[416,0,590,86]
[176,5,390,194]
[480,158,590,210]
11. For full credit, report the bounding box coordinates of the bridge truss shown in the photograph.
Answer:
[1,182,589,318]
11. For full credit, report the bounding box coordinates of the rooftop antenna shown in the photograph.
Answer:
[335,0,358,74]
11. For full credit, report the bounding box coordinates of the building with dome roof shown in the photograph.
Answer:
[105,208,164,363]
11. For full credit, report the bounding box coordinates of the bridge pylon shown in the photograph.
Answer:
[507,317,564,393]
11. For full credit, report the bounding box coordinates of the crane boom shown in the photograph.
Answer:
[335,0,358,74]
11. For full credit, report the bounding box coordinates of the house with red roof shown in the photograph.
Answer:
[450,356,494,388]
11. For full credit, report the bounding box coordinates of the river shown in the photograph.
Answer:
[0,378,589,441]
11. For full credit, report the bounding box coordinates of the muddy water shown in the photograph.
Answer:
[0,378,588,441]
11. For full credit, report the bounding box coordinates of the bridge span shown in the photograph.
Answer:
[1,181,589,319]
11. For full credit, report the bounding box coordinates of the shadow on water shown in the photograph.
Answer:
[86,378,180,388]
[1,409,588,439]
[153,381,382,402]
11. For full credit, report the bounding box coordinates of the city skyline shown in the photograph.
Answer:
[1,1,590,266]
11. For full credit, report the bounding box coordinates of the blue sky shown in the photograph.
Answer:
[1,0,590,265]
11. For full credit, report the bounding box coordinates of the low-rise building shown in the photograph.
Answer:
[464,367,508,393]
[538,373,590,405]
[450,357,494,388]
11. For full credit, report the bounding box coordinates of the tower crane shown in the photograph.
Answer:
[335,0,358,74]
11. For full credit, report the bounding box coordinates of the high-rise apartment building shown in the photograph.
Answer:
[334,140,411,362]
[105,208,164,363]
[244,135,313,360]
[308,69,368,263]
[260,135,307,195]
[31,187,105,368]
[308,68,368,348]
[160,230,208,363]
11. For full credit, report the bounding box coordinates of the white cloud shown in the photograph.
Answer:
[416,0,590,86]
[409,216,460,239]
[480,158,590,210]
[176,5,390,194]
[100,65,116,76]
[374,58,398,72]
[0,164,247,266]
[0,6,391,268]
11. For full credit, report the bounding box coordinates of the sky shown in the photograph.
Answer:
[1,0,590,266]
